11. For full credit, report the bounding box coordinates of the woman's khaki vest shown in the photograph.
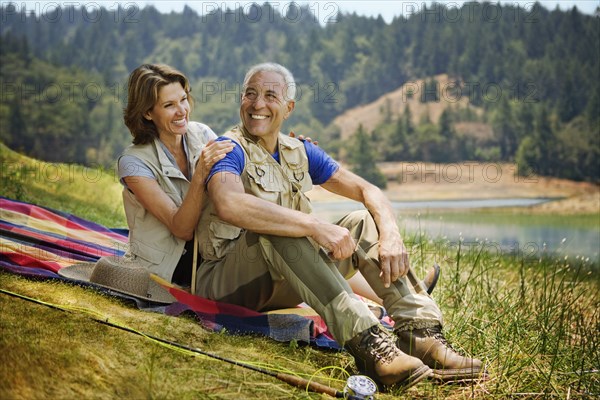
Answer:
[119,124,207,281]
[199,127,313,261]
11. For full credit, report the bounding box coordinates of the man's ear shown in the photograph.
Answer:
[285,100,295,119]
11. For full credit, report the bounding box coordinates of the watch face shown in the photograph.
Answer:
[344,375,378,399]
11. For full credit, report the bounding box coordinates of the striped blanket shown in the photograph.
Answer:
[0,197,341,348]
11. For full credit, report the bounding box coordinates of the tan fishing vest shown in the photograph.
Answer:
[119,123,208,281]
[199,126,313,261]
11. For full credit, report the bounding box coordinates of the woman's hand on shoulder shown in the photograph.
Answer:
[289,131,318,146]
[195,139,235,182]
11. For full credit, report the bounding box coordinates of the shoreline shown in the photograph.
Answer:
[307,163,600,215]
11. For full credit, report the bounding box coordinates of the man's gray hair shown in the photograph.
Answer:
[242,62,297,101]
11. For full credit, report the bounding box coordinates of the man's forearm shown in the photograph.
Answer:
[321,168,401,241]
[362,186,401,240]
[214,190,319,238]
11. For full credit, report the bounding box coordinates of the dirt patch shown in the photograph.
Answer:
[454,122,494,141]
[530,190,600,215]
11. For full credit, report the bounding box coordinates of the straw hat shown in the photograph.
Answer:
[58,256,176,304]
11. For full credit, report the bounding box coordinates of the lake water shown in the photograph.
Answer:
[311,198,600,263]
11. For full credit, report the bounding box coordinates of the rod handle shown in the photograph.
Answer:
[275,372,341,397]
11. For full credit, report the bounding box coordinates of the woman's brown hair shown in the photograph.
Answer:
[123,64,194,145]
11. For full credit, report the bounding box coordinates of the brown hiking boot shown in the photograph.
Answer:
[395,326,485,382]
[345,325,432,389]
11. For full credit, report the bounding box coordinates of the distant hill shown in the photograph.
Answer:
[333,74,484,140]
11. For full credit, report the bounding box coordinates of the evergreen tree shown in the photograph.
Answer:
[515,136,540,177]
[491,97,517,160]
[516,104,555,177]
[437,108,458,162]
[438,108,455,140]
[402,104,415,137]
[413,112,443,161]
[585,88,600,126]
[348,125,387,188]
[384,115,407,162]
[420,78,440,103]
[534,104,556,175]
[8,101,27,149]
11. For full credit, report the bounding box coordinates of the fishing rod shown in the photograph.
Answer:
[0,287,376,399]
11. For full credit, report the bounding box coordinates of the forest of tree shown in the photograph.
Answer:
[0,2,598,182]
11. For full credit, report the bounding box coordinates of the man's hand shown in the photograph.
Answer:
[378,232,409,288]
[310,222,355,260]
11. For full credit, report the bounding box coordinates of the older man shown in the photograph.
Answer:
[196,63,483,388]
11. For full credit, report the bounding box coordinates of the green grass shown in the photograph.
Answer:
[1,143,126,228]
[1,144,599,399]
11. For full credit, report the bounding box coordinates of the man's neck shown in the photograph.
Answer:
[259,135,279,154]
[240,125,279,154]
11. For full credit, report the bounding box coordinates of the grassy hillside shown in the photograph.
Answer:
[1,143,126,228]
[1,147,599,399]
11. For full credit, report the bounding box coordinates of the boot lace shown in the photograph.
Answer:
[424,326,459,353]
[360,326,401,364]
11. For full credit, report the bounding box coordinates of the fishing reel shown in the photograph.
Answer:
[343,375,378,400]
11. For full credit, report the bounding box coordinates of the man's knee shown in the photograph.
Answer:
[346,209,374,224]
[339,210,379,242]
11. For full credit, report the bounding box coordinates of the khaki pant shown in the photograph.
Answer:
[196,210,443,344]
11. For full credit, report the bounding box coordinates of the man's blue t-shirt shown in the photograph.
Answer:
[207,136,339,185]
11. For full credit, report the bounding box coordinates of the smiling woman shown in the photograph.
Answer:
[144,82,190,140]
[115,64,235,289]
[123,65,190,145]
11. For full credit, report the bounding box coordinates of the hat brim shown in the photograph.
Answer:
[58,261,177,305]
